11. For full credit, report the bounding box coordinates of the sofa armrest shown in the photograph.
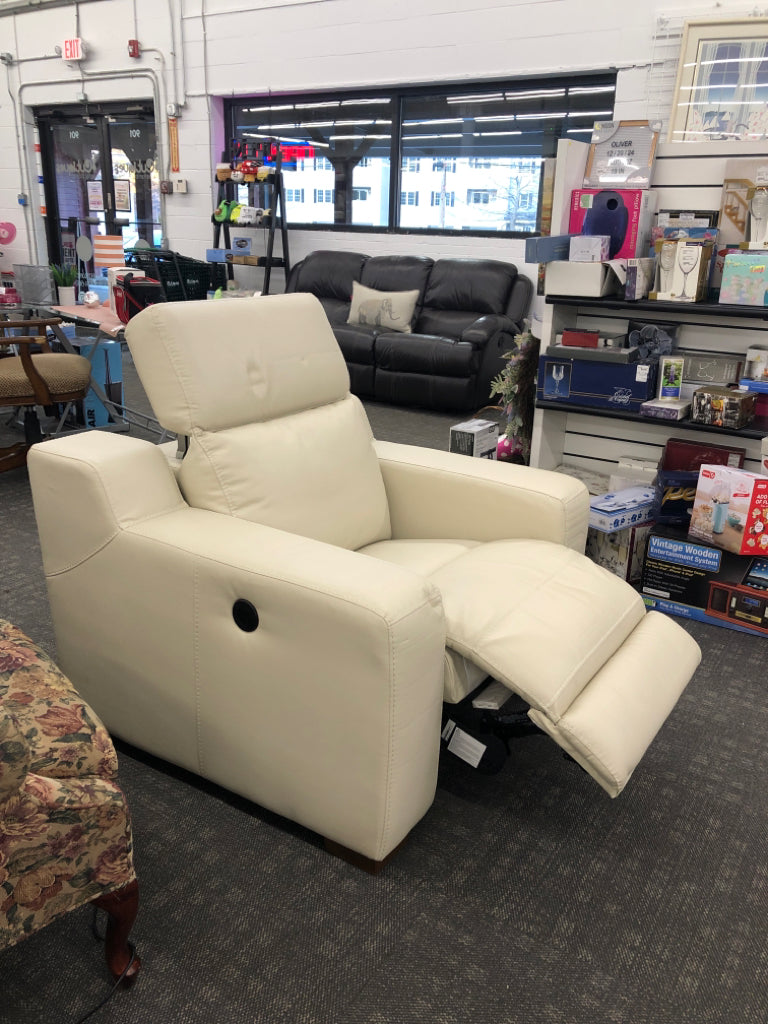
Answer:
[460,314,516,348]
[374,440,589,551]
[0,711,31,803]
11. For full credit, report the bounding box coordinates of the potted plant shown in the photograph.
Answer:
[50,263,78,305]
[489,320,540,464]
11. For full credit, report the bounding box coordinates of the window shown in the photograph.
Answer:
[227,71,615,233]
[467,189,497,204]
[285,188,305,202]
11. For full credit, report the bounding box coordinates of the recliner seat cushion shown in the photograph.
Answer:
[376,335,478,378]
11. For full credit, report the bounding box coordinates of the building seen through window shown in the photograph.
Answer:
[227,72,616,234]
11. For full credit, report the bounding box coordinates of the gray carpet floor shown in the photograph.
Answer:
[0,357,766,1024]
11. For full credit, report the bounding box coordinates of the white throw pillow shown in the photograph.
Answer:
[347,281,419,333]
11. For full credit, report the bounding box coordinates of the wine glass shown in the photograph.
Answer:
[749,188,768,246]
[659,242,676,292]
[677,245,700,300]
[550,364,565,396]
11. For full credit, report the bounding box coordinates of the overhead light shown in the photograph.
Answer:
[446,93,504,104]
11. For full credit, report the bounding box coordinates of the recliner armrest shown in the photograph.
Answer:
[460,314,516,348]
[374,440,589,552]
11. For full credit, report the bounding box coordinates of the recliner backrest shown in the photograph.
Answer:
[415,258,518,339]
[360,255,434,325]
[125,294,392,550]
[285,250,368,325]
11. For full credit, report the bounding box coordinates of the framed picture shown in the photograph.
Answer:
[669,17,768,141]
[583,121,659,188]
[659,356,685,400]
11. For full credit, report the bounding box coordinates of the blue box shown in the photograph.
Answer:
[537,355,658,412]
[71,339,123,428]
[524,234,577,264]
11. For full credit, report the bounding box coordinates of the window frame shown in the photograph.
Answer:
[226,70,616,238]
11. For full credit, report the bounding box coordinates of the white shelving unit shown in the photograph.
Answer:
[529,139,768,477]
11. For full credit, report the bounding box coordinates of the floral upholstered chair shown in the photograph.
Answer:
[0,619,139,981]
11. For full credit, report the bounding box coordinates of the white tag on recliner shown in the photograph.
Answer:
[447,726,486,768]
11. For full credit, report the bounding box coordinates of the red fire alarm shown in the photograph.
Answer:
[128,39,140,58]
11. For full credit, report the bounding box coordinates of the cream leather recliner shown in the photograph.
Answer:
[28,294,701,869]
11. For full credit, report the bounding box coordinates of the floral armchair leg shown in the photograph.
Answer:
[0,620,140,982]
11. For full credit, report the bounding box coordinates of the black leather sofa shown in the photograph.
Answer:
[285,250,533,413]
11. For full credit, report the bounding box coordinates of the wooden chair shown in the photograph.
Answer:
[0,317,91,472]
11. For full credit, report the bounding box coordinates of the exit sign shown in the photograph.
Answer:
[62,38,86,61]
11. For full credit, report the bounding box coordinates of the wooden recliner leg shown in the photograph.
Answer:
[92,878,141,984]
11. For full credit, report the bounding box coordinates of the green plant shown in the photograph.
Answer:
[50,263,78,287]
[489,320,540,463]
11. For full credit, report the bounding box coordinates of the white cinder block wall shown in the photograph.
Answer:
[0,0,753,291]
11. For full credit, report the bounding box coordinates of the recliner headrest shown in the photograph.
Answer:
[125,293,350,435]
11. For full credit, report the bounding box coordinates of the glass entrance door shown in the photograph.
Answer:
[37,103,162,293]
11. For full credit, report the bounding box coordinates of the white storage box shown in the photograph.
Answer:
[589,486,656,533]
[546,260,625,297]
[449,419,499,459]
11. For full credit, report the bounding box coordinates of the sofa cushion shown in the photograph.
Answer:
[415,308,485,340]
[360,255,433,299]
[334,324,378,365]
[288,250,368,304]
[376,334,477,378]
[422,258,516,315]
[348,282,419,334]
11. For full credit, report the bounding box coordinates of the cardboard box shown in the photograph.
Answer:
[561,329,599,347]
[537,355,657,412]
[524,234,577,264]
[642,525,768,636]
[589,486,655,533]
[640,398,690,421]
[449,419,499,459]
[545,260,624,297]
[680,352,743,401]
[653,438,746,527]
[569,188,656,260]
[569,235,610,262]
[690,386,756,429]
[719,250,768,306]
[68,339,123,429]
[624,257,656,300]
[586,521,653,582]
[688,465,768,555]
[651,239,714,302]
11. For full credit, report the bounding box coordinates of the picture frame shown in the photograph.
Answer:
[669,17,768,142]
[583,120,659,189]
[659,356,685,400]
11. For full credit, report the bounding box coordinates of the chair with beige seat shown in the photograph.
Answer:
[0,316,91,473]
[27,293,701,870]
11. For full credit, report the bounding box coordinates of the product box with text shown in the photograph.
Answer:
[688,465,768,556]
[569,188,656,260]
[642,525,768,637]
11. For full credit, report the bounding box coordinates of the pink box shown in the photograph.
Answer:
[689,465,768,555]
[569,188,656,261]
